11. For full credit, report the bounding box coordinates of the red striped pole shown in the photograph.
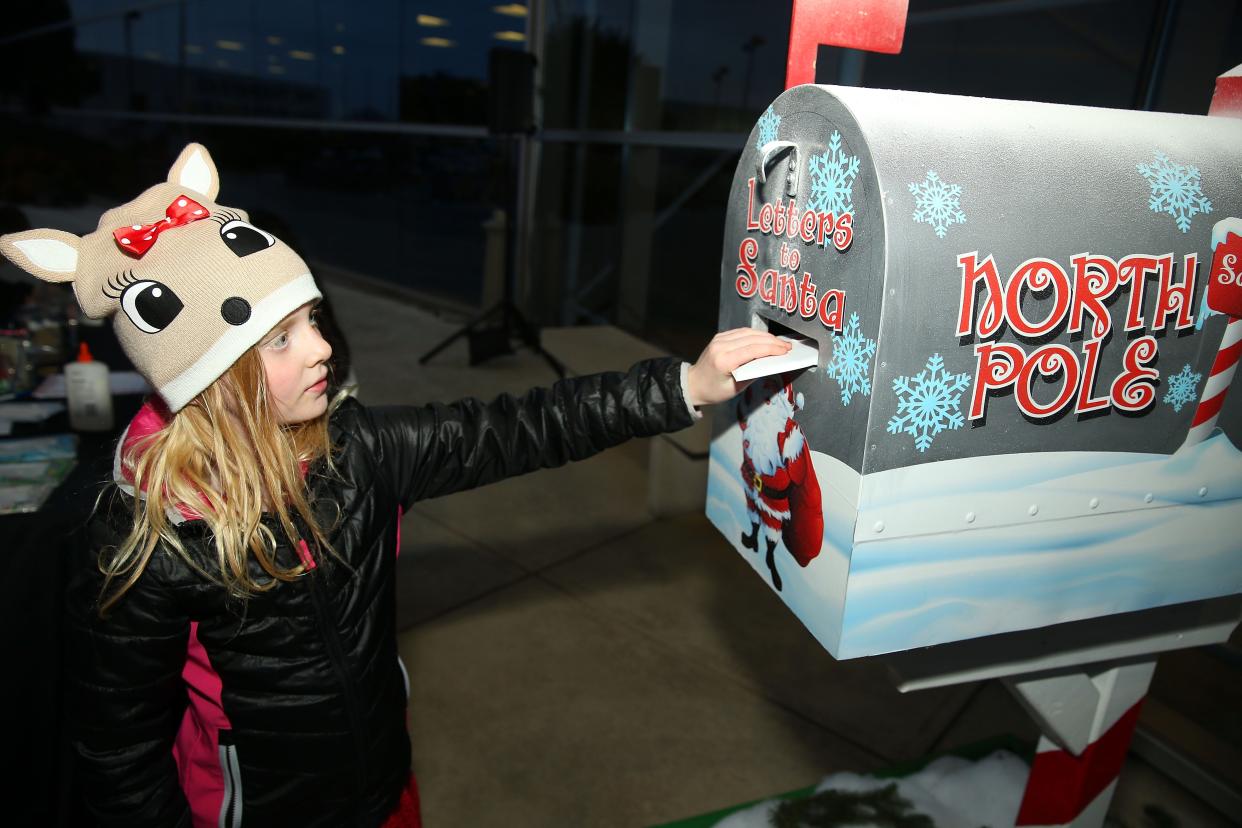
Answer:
[1184,218,1242,447]
[1012,662,1155,828]
[1016,702,1143,826]
[1183,318,1242,446]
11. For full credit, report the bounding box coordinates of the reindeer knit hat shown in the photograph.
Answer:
[0,143,321,411]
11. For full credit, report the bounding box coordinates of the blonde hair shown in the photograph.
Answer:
[100,347,338,615]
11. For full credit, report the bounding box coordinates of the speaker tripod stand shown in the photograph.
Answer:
[420,49,563,378]
[418,284,564,376]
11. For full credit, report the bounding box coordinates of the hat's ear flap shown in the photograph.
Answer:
[168,143,220,200]
[0,230,80,283]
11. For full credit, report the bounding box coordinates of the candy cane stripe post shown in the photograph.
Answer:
[1184,217,1242,447]
[1011,661,1156,828]
[1186,320,1242,443]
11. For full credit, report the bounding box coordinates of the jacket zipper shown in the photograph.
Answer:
[218,730,243,828]
[301,536,370,816]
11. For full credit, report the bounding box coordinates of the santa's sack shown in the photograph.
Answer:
[783,446,823,566]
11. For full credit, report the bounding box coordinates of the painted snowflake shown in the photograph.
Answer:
[756,106,781,152]
[1137,151,1212,233]
[807,131,860,216]
[887,353,973,453]
[909,170,966,239]
[1163,364,1202,413]
[825,312,876,405]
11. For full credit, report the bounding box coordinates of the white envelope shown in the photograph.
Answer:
[731,335,819,382]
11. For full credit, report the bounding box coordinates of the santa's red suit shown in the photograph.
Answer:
[738,375,824,590]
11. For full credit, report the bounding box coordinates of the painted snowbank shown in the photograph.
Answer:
[707,428,1242,658]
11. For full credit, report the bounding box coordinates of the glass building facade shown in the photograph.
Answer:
[1,0,1239,358]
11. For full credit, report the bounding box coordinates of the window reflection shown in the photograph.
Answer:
[1,1,1238,340]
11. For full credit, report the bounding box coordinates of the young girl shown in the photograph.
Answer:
[0,144,790,827]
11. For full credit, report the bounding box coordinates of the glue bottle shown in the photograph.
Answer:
[65,342,114,432]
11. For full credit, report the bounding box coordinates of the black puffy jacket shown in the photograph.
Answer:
[67,357,697,827]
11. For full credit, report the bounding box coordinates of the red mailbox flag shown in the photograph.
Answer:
[785,0,909,88]
[1207,64,1242,119]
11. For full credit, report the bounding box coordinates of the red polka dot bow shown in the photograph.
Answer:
[113,195,210,258]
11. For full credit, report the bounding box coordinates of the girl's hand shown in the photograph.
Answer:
[685,328,793,408]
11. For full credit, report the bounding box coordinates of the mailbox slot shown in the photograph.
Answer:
[752,311,815,346]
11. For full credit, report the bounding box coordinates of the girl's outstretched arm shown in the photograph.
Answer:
[359,328,788,505]
[65,505,192,826]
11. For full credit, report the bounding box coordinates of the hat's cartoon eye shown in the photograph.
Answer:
[220,219,275,257]
[119,279,184,334]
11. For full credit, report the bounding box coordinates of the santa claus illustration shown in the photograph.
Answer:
[737,373,824,591]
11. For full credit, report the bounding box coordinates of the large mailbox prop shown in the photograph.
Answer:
[707,84,1242,661]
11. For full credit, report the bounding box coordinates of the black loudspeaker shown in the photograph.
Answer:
[488,48,536,135]
[421,46,564,378]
